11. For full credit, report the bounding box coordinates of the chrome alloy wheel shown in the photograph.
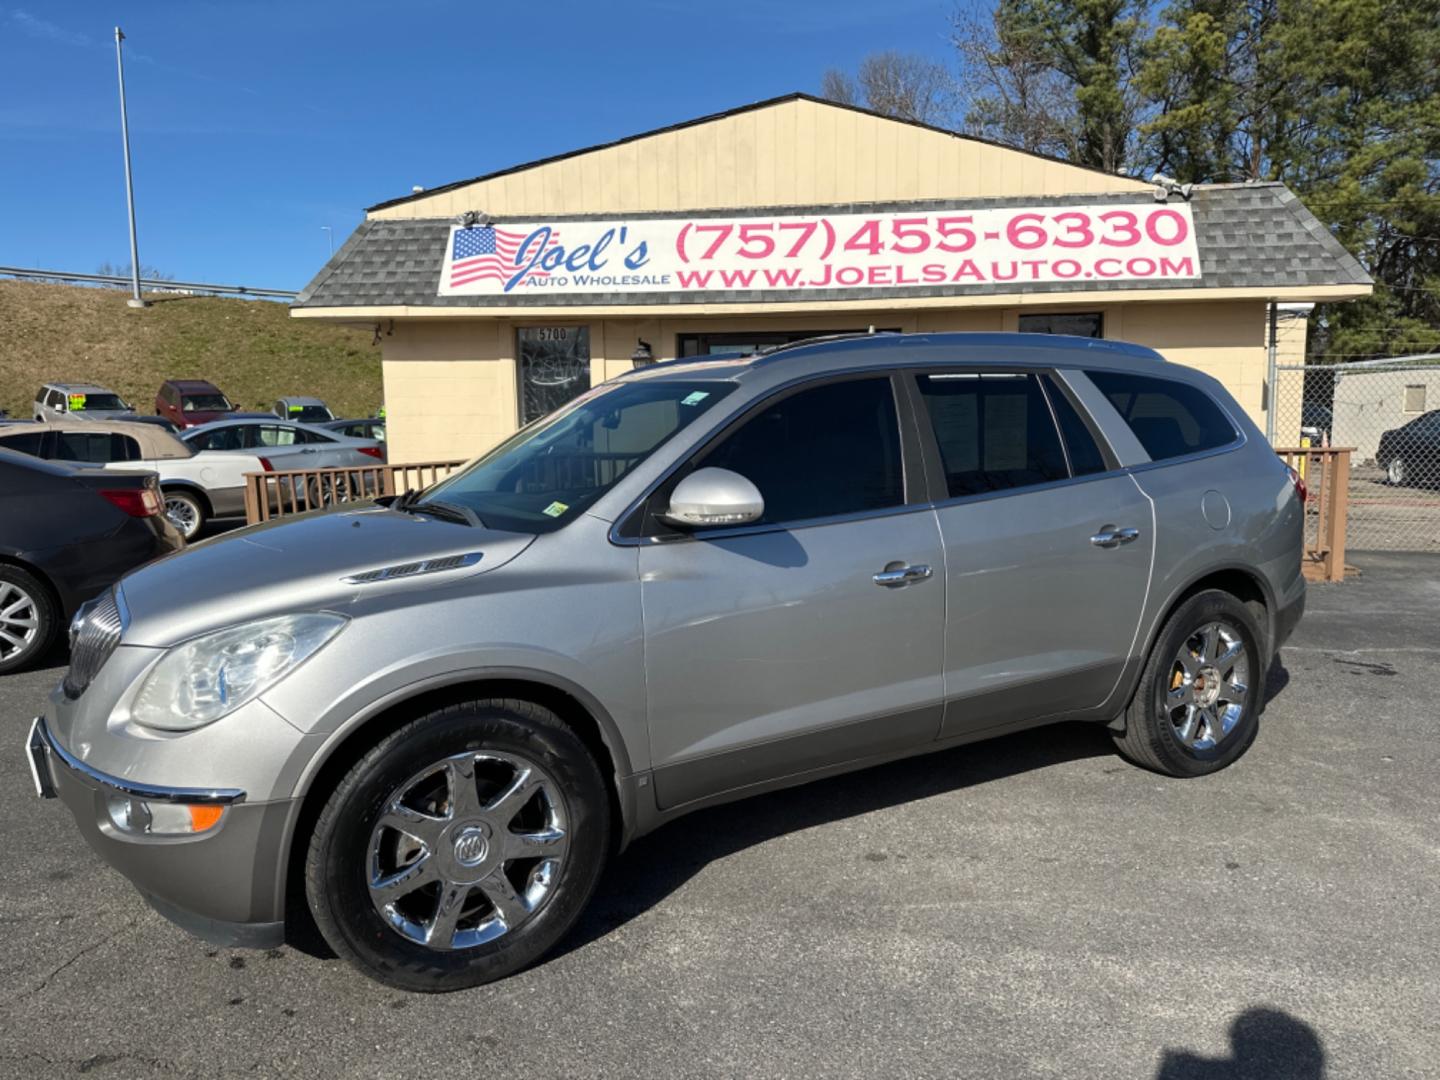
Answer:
[164,495,199,537]
[1165,621,1250,751]
[1387,457,1407,486]
[0,581,40,661]
[367,750,569,951]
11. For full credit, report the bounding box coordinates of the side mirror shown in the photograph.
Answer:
[661,467,764,529]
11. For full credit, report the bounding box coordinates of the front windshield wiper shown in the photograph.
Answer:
[408,498,484,528]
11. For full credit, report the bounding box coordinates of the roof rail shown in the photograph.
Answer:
[750,329,902,364]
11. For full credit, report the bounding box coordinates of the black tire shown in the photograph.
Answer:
[304,699,611,992]
[0,564,58,675]
[162,488,206,541]
[1113,589,1264,778]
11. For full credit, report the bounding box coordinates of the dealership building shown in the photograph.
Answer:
[292,93,1371,464]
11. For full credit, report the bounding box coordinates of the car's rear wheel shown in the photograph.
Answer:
[162,488,206,541]
[1386,456,1410,486]
[1114,589,1263,777]
[0,565,57,675]
[304,699,610,992]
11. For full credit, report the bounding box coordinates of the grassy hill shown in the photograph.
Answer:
[0,280,381,420]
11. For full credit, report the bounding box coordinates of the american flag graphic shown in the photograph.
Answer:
[449,226,561,288]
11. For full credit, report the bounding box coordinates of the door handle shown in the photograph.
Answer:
[873,563,933,587]
[1090,526,1141,548]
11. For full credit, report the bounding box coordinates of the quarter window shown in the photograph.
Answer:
[698,377,904,525]
[1043,376,1108,476]
[914,372,1068,497]
[1086,370,1237,461]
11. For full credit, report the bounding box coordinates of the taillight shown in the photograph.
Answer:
[258,456,274,472]
[357,446,384,460]
[1286,464,1307,504]
[101,488,161,517]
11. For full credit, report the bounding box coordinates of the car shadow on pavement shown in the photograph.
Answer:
[560,719,1116,959]
[561,654,1293,960]
[1155,1006,1326,1079]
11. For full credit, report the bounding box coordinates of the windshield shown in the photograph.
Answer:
[182,393,233,412]
[70,393,130,412]
[288,405,333,422]
[415,379,736,533]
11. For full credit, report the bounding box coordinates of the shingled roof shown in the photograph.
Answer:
[294,183,1369,310]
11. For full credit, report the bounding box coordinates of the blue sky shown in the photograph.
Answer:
[0,0,955,291]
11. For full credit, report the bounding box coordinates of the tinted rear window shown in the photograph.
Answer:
[1086,371,1237,461]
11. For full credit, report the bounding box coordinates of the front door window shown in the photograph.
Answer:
[518,327,591,424]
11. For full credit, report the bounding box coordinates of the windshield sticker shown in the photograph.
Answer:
[680,391,710,407]
[68,393,87,411]
[542,500,569,518]
[288,404,304,414]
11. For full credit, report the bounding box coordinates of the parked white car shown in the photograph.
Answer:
[0,420,279,541]
[182,417,385,468]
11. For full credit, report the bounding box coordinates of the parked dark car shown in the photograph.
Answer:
[127,414,182,435]
[1299,401,1332,444]
[1377,408,1440,487]
[156,379,238,430]
[0,449,182,674]
[320,417,386,450]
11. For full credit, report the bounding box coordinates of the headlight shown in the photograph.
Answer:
[131,613,347,731]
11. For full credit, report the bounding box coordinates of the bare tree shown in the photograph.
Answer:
[951,2,1083,159]
[820,52,956,125]
[820,68,859,107]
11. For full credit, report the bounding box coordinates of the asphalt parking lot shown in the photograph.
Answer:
[2,552,1437,1079]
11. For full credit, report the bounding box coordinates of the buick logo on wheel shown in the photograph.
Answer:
[452,827,488,867]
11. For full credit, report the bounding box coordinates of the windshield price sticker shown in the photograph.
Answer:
[681,391,710,406]
[68,393,87,411]
[439,204,1200,297]
[542,501,569,518]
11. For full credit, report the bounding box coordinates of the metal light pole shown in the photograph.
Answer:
[114,27,146,308]
[322,226,334,256]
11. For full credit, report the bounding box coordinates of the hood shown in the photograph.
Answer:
[118,505,535,646]
[71,408,137,421]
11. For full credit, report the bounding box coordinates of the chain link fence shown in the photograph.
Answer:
[1273,361,1440,552]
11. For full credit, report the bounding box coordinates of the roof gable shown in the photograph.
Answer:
[367,93,1149,221]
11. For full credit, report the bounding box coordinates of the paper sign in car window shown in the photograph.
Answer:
[289,404,304,414]
[681,391,710,407]
[542,501,569,518]
[68,393,87,411]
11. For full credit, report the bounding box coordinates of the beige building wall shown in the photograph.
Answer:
[370,97,1148,222]
[381,299,1270,464]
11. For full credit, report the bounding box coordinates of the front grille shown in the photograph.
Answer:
[62,589,125,699]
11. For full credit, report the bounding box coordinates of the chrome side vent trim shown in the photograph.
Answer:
[342,552,483,585]
[62,588,127,699]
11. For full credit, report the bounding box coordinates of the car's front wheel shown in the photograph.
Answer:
[0,565,56,675]
[1114,589,1264,778]
[1387,456,1409,486]
[304,699,611,992]
[162,488,206,541]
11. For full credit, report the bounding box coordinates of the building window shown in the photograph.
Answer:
[1403,384,1427,414]
[517,327,591,424]
[1017,312,1103,338]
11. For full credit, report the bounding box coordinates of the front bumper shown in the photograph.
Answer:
[29,716,292,948]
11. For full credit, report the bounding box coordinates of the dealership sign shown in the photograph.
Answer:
[438,204,1201,298]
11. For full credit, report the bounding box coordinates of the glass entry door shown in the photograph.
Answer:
[518,327,591,424]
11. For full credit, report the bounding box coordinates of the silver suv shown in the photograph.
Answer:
[29,333,1305,992]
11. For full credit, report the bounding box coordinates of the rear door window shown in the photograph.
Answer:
[52,431,116,463]
[697,377,905,525]
[914,372,1069,497]
[1085,370,1237,461]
